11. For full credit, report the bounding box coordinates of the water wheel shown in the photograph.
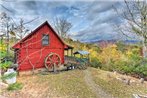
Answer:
[45,52,61,72]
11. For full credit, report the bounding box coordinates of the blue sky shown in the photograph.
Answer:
[0,0,138,42]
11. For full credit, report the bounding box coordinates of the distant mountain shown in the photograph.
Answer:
[87,39,140,44]
[84,39,116,44]
[90,40,117,48]
[85,39,140,48]
[122,40,141,44]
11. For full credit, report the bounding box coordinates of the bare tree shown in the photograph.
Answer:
[53,17,72,38]
[12,19,29,40]
[11,17,38,40]
[0,12,12,56]
[114,0,147,57]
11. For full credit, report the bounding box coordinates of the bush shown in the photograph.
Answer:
[110,57,147,78]
[121,65,134,74]
[7,82,23,91]
[0,51,7,58]
[90,57,102,68]
[0,61,12,70]
[99,45,147,78]
[134,64,147,78]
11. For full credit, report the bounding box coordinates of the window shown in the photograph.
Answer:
[42,34,49,46]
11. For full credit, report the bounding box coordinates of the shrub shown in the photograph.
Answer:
[7,83,23,91]
[122,65,134,74]
[0,51,7,58]
[90,57,102,68]
[0,61,12,70]
[134,64,147,78]
[97,45,122,64]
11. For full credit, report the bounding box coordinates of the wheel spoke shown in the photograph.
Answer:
[46,61,51,64]
[55,61,59,63]
[45,53,61,70]
[47,55,53,62]
[52,55,57,61]
[47,62,51,66]
[52,55,59,62]
[47,63,53,68]
[54,57,59,61]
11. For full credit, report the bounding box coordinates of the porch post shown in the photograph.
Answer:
[88,54,90,63]
[71,49,73,56]
[67,50,69,56]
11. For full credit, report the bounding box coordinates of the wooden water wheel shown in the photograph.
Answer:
[44,52,61,71]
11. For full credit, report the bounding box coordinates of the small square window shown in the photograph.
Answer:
[42,34,49,46]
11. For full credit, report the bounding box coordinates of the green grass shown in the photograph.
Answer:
[7,83,23,91]
[2,68,147,98]
[37,70,96,98]
[89,68,147,98]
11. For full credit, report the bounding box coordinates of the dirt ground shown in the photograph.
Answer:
[84,70,115,98]
[1,68,147,98]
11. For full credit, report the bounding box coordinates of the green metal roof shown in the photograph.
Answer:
[74,50,90,55]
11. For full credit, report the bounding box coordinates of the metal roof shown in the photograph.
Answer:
[64,44,74,50]
[74,50,90,55]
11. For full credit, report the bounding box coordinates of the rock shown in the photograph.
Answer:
[132,94,140,98]
[113,71,117,75]
[125,78,131,85]
[116,77,125,81]
[116,77,131,85]
[130,79,136,83]
[133,94,147,98]
[140,78,144,84]
[116,77,123,81]
[107,73,112,78]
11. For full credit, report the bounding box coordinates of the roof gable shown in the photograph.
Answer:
[12,21,65,49]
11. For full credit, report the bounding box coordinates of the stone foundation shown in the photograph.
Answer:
[18,68,47,76]
[18,65,66,76]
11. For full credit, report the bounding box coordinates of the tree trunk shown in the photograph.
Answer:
[142,39,147,58]
[6,23,9,57]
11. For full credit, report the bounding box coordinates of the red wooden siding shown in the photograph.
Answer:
[12,21,66,71]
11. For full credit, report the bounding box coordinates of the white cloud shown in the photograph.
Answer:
[1,0,138,42]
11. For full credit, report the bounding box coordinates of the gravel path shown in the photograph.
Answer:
[84,70,114,98]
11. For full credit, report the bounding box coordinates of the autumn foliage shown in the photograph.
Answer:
[65,38,147,78]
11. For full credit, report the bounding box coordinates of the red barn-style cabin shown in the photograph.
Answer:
[12,21,73,71]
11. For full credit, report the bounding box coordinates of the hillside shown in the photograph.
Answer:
[1,38,147,98]
[1,68,147,98]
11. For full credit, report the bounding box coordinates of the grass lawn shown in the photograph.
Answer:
[1,67,147,98]
[36,70,96,98]
[1,69,96,98]
[89,67,147,98]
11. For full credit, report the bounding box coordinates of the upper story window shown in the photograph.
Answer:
[42,34,49,46]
